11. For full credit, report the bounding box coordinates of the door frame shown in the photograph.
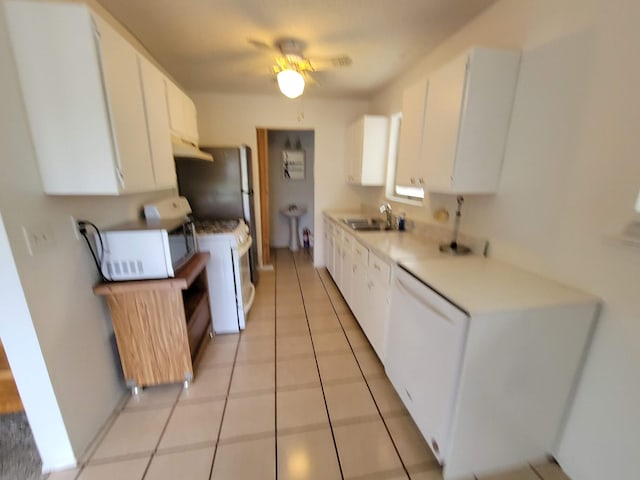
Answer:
[256,128,271,266]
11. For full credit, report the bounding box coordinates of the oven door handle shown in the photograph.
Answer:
[237,236,253,256]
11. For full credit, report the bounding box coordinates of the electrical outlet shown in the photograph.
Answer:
[70,216,81,240]
[22,224,55,256]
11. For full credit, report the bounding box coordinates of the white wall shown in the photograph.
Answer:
[0,214,75,471]
[369,1,640,478]
[0,0,176,468]
[191,92,369,266]
[268,130,314,247]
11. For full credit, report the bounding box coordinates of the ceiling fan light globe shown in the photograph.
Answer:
[277,69,305,98]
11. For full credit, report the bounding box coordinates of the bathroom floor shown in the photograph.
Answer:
[44,249,570,480]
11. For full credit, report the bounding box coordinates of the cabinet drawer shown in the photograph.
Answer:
[369,252,390,285]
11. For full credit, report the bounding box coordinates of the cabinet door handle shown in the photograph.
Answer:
[373,264,381,271]
[395,279,458,324]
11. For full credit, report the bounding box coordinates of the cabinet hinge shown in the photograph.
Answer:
[115,167,125,187]
[91,18,101,39]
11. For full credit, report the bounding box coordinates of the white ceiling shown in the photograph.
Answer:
[97,0,498,99]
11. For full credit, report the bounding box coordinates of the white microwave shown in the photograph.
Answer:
[98,218,197,281]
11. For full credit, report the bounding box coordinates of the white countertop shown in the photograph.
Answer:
[399,256,597,315]
[324,211,597,315]
[324,211,445,262]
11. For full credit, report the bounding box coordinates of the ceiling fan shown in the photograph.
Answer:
[250,38,352,98]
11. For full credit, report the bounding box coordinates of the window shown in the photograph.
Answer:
[385,112,424,205]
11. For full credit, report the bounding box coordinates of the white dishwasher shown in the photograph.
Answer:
[385,266,469,463]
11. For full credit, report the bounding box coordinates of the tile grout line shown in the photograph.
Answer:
[316,266,414,480]
[70,391,130,479]
[291,251,346,480]
[138,389,183,480]
[274,250,279,480]
[529,463,546,480]
[206,332,242,480]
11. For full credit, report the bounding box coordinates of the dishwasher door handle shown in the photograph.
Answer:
[396,278,457,325]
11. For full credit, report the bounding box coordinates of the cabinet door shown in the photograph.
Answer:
[351,241,369,322]
[5,2,120,194]
[96,17,154,192]
[421,48,520,194]
[166,79,185,136]
[138,56,176,189]
[345,118,363,184]
[366,253,391,360]
[420,53,468,193]
[395,79,429,188]
[341,233,356,307]
[360,116,389,186]
[324,220,333,273]
[183,95,199,143]
[166,79,198,143]
[386,268,468,462]
[334,236,343,288]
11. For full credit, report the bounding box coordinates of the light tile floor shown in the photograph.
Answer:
[45,249,571,480]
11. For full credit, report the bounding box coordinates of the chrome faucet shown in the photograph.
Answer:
[379,202,394,230]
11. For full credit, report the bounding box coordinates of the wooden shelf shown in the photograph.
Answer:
[93,252,210,294]
[93,253,212,390]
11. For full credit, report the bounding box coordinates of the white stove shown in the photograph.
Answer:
[194,218,255,333]
[194,219,250,246]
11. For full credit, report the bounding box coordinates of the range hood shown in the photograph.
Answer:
[171,135,214,161]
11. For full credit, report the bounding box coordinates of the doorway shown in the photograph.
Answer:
[0,340,23,414]
[256,129,315,266]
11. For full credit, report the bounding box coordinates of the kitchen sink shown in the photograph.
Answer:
[342,218,389,231]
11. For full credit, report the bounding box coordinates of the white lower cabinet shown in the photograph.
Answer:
[323,220,335,276]
[340,232,354,307]
[363,252,391,360]
[350,240,369,321]
[324,219,392,361]
[333,232,344,292]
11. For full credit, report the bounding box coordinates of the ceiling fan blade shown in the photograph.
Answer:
[310,55,352,71]
[302,71,320,87]
[247,37,277,51]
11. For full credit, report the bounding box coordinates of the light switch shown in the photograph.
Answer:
[22,224,55,256]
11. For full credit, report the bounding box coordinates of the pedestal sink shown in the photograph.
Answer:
[280,205,307,252]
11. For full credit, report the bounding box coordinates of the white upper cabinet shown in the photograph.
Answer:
[138,56,176,188]
[395,79,429,189]
[166,79,199,144]
[421,48,520,194]
[345,115,389,186]
[95,15,154,193]
[5,1,177,195]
